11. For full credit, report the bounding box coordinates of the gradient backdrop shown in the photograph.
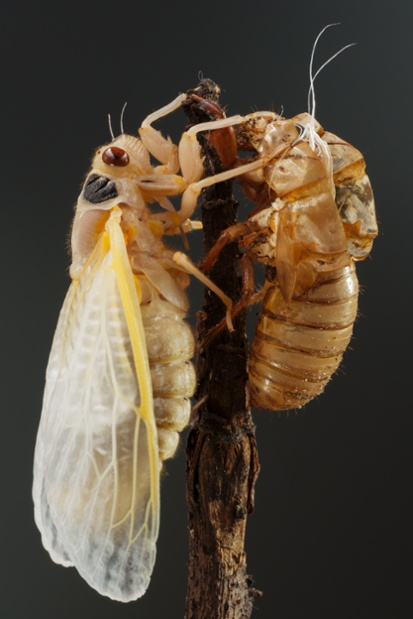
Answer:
[1,1,412,618]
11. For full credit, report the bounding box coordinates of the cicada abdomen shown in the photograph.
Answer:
[249,263,359,410]
[140,293,196,460]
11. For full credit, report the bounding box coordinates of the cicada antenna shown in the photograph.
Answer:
[108,113,115,141]
[107,102,128,139]
[120,102,128,135]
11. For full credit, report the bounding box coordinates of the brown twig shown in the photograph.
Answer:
[183,80,261,619]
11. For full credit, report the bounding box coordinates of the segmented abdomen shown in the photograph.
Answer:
[249,262,358,410]
[141,297,196,460]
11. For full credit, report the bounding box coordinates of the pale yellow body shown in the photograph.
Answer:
[32,100,206,602]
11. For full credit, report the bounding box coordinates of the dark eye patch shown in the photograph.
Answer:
[82,174,118,203]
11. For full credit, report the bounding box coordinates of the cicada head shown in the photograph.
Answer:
[94,134,152,178]
[70,135,154,279]
[76,134,152,213]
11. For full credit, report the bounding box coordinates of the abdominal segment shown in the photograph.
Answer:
[249,263,358,410]
[141,296,196,460]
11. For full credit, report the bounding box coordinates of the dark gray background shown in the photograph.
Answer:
[1,1,412,618]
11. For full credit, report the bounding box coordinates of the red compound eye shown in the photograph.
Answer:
[102,146,130,167]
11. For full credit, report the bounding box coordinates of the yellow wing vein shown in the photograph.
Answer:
[107,208,160,545]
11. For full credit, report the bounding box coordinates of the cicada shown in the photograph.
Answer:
[32,94,233,602]
[177,49,378,411]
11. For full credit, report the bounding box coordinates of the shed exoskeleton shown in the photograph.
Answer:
[177,105,377,410]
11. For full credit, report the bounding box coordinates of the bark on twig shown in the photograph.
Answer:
[183,80,261,619]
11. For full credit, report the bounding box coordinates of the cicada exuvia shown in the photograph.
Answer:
[175,39,377,410]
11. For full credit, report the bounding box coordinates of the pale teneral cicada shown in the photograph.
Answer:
[32,95,232,602]
[178,37,378,411]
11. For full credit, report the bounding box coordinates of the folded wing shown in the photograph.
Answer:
[33,209,160,601]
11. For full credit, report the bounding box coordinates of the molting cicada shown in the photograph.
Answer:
[32,94,232,602]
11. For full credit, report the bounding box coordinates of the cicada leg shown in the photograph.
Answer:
[178,157,268,223]
[200,254,265,346]
[139,93,187,174]
[173,251,234,332]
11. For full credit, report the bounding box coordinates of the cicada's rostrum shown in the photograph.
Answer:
[32,94,234,602]
[179,102,377,411]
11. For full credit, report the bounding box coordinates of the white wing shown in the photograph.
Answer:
[33,208,160,602]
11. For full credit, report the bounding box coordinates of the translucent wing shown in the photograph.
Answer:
[33,207,160,602]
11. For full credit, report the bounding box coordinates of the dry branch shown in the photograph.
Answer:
[183,80,261,619]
